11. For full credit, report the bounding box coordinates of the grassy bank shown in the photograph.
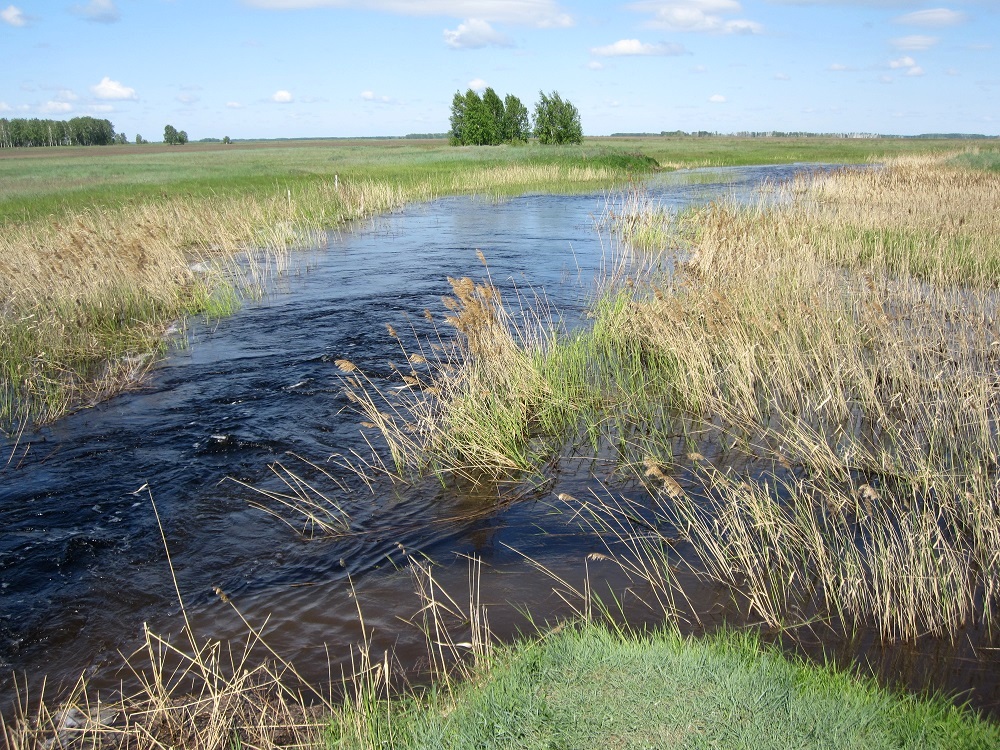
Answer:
[0,142,655,429]
[350,150,1000,641]
[8,621,996,749]
[331,623,998,750]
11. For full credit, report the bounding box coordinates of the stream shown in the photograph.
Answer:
[2,165,997,718]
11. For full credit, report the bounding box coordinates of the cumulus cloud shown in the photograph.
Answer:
[893,8,966,27]
[73,0,120,23]
[1,4,26,26]
[467,78,488,91]
[272,90,294,102]
[443,18,511,48]
[628,0,763,35]
[890,35,937,51]
[361,90,395,103]
[590,38,685,56]
[242,0,573,28]
[41,101,73,114]
[889,55,923,76]
[90,76,137,100]
[708,93,726,102]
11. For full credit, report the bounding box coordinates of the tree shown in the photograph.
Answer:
[462,89,496,146]
[501,94,530,143]
[222,136,231,145]
[481,88,505,144]
[533,90,583,145]
[135,134,145,144]
[176,130,188,145]
[163,124,178,144]
[115,132,127,145]
[448,91,466,145]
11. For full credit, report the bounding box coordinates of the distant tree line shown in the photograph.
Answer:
[449,88,581,146]
[0,117,118,148]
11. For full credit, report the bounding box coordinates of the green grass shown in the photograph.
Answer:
[328,623,999,750]
[1,136,984,225]
[0,140,655,224]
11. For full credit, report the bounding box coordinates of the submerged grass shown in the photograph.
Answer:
[348,151,1000,642]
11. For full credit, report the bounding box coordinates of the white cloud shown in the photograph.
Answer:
[893,8,966,27]
[272,89,294,102]
[888,55,922,77]
[774,71,790,80]
[56,89,79,102]
[177,93,199,104]
[242,0,573,28]
[360,90,394,103]
[73,0,120,22]
[467,77,488,91]
[443,18,511,48]
[708,93,726,102]
[946,67,959,76]
[40,101,74,114]
[586,60,604,70]
[226,101,244,108]
[88,103,114,112]
[1,4,26,26]
[890,35,937,51]
[90,76,137,100]
[0,101,10,112]
[628,0,763,35]
[879,75,893,84]
[590,38,685,56]
[828,63,850,71]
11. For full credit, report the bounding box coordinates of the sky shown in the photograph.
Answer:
[1,0,997,140]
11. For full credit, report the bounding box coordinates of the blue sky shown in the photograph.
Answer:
[1,1,997,140]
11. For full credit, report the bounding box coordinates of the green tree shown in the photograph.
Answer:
[222,135,232,144]
[501,94,530,143]
[481,87,505,145]
[177,130,188,145]
[462,89,496,146]
[533,90,583,145]
[449,91,467,145]
[163,124,178,144]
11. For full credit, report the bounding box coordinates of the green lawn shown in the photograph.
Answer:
[329,624,998,750]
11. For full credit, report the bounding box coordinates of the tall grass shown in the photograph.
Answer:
[347,152,1000,641]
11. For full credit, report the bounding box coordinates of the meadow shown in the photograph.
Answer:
[0,135,979,430]
[4,136,1000,749]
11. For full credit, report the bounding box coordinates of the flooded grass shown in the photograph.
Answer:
[350,153,1000,643]
[0,145,657,429]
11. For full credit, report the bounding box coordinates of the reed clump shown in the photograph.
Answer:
[0,178,422,428]
[352,152,1000,641]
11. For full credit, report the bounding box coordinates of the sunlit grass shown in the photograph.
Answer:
[349,151,1000,641]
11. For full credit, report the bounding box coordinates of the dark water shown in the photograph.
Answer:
[2,165,997,718]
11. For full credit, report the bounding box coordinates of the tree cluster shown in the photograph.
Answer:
[163,125,189,145]
[449,88,581,146]
[0,117,117,148]
[449,88,531,146]
[532,91,583,145]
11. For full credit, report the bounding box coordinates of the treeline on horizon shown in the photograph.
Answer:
[0,116,121,147]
